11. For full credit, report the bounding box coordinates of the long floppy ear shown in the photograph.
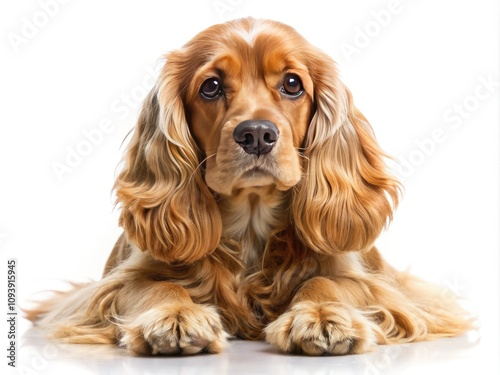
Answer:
[114,54,222,264]
[292,52,400,254]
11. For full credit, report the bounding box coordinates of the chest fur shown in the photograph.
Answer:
[219,188,288,268]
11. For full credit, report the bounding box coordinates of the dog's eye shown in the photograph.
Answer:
[281,74,303,97]
[200,78,223,99]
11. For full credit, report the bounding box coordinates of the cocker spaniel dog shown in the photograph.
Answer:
[28,18,472,356]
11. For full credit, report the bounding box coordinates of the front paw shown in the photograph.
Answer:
[265,301,378,355]
[118,303,228,355]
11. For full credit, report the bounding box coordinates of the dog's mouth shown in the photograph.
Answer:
[235,167,276,189]
[242,167,272,178]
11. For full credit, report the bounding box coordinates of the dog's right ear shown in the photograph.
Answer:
[114,53,222,264]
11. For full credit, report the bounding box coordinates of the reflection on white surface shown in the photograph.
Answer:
[15,322,490,375]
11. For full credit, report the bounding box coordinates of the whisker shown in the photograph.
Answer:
[297,152,310,162]
[189,153,217,182]
[296,146,310,163]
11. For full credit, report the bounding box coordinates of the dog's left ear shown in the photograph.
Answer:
[292,51,400,254]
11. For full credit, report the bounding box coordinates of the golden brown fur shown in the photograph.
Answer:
[28,18,472,356]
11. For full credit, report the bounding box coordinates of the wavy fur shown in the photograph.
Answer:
[27,18,472,356]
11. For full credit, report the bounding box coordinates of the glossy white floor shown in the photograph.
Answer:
[13,318,493,375]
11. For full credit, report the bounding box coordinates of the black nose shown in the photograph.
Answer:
[233,120,279,156]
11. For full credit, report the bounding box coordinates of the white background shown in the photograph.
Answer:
[1,0,498,374]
